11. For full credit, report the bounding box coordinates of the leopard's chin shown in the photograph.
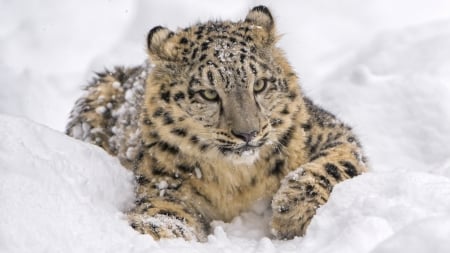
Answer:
[219,144,263,165]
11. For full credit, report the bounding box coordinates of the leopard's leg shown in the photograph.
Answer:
[128,195,210,241]
[271,128,368,239]
[127,168,211,242]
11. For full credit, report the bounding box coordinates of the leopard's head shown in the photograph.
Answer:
[144,6,302,164]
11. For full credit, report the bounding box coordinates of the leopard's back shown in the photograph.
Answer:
[66,65,148,169]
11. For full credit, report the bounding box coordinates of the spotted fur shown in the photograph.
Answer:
[66,6,368,241]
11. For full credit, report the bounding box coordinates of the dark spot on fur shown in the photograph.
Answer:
[305,184,317,197]
[192,48,198,59]
[189,77,200,87]
[325,163,341,180]
[176,164,195,173]
[180,37,188,44]
[153,107,164,117]
[207,71,214,85]
[199,54,207,61]
[316,174,332,191]
[158,141,180,155]
[309,151,329,162]
[340,161,359,178]
[309,134,323,154]
[270,159,285,175]
[152,166,167,176]
[163,113,174,125]
[279,126,295,147]
[201,42,209,51]
[326,132,343,143]
[281,105,289,115]
[144,142,157,149]
[301,123,312,131]
[187,88,196,99]
[157,210,180,218]
[171,128,187,137]
[161,91,170,103]
[135,174,150,185]
[240,54,246,63]
[190,135,199,144]
[320,141,343,151]
[173,92,185,101]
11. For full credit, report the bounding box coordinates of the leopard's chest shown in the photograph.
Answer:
[190,160,284,221]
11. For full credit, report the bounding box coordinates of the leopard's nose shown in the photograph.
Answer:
[231,130,257,143]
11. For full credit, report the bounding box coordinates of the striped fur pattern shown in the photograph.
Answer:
[66,6,368,241]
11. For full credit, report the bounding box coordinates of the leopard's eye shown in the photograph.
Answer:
[199,89,219,101]
[254,78,267,93]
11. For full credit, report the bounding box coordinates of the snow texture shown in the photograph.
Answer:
[1,0,450,252]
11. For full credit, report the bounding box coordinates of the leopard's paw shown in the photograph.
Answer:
[129,213,203,241]
[270,168,331,239]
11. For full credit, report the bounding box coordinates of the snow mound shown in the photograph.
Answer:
[0,114,139,253]
[303,172,450,253]
[372,216,450,253]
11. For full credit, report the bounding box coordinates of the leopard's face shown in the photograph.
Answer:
[145,7,301,164]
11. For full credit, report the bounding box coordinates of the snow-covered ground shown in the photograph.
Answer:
[1,0,450,252]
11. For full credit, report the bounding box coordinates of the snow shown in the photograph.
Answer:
[1,0,450,252]
[0,115,137,253]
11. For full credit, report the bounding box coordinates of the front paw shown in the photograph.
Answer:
[128,213,200,241]
[271,168,331,239]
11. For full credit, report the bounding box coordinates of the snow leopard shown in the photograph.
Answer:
[66,5,368,241]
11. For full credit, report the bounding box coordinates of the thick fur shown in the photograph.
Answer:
[67,6,368,241]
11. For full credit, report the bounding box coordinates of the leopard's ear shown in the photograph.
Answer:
[147,26,176,62]
[245,6,274,31]
[245,6,276,46]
